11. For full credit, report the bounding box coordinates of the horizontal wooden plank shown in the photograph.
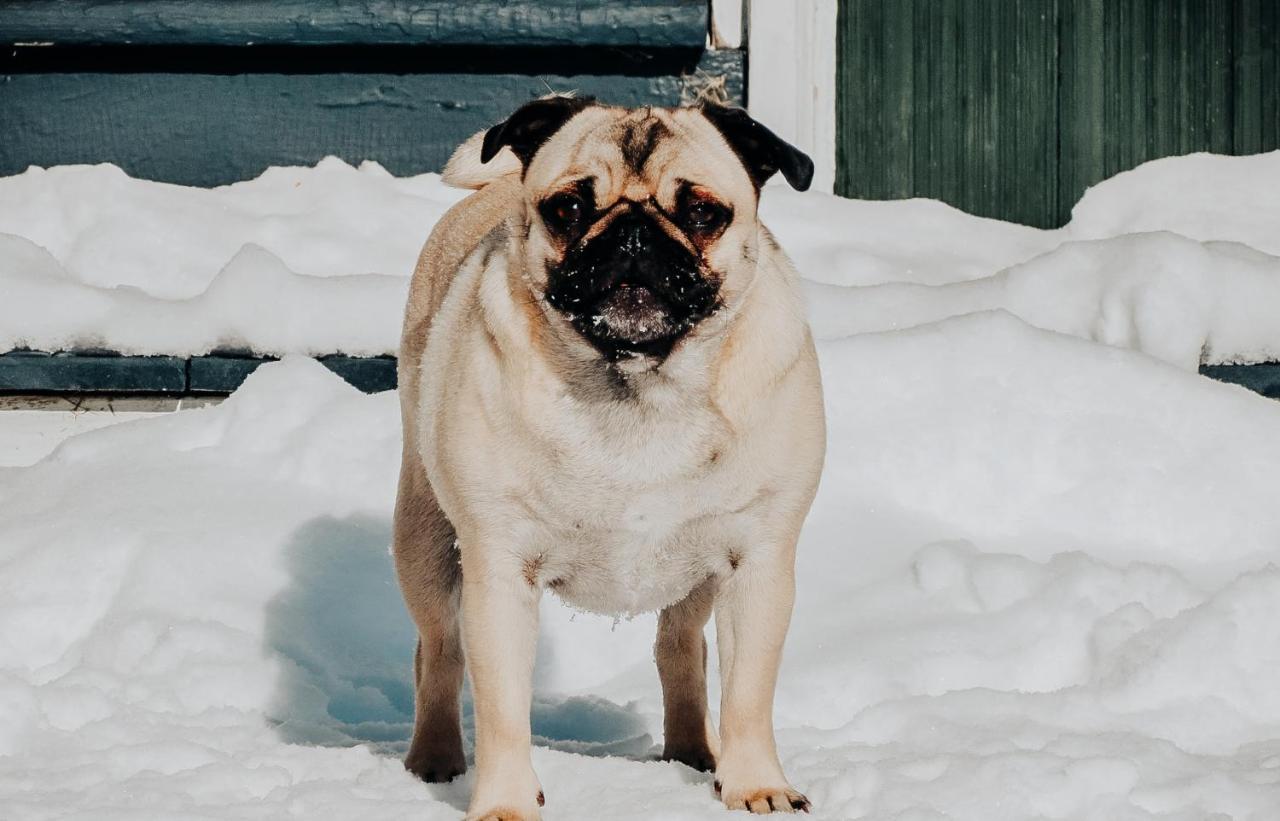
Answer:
[0,351,187,394]
[3,351,1279,400]
[188,356,265,394]
[188,355,397,394]
[0,1,707,48]
[0,50,744,185]
[0,352,398,395]
[1200,364,1280,401]
[319,355,398,394]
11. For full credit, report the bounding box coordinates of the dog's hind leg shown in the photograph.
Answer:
[656,577,719,772]
[393,457,466,783]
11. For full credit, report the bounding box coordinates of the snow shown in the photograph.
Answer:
[0,408,162,468]
[3,151,1280,365]
[3,151,1280,819]
[1067,151,1280,257]
[805,232,1280,369]
[0,159,465,357]
[0,236,408,358]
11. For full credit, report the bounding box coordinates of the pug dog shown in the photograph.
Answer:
[393,97,825,820]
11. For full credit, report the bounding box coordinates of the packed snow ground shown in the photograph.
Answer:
[2,153,1280,820]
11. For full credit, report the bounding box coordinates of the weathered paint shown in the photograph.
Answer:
[0,0,708,48]
[0,51,744,185]
[836,0,1280,228]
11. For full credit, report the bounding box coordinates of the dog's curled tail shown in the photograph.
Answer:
[442,131,520,189]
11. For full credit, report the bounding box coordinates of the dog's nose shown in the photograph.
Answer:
[611,212,651,257]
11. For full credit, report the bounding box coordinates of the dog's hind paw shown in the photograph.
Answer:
[662,741,717,773]
[404,744,466,783]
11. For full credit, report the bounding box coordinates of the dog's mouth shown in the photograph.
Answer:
[590,283,682,345]
[544,211,720,360]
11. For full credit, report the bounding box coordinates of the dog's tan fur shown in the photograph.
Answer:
[394,104,825,820]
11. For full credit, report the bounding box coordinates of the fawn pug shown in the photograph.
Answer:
[394,98,824,819]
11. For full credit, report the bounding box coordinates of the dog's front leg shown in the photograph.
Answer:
[713,542,810,814]
[461,546,544,821]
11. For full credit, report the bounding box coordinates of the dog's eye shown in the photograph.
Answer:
[540,193,588,233]
[683,200,727,232]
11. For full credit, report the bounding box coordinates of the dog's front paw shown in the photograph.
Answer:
[715,757,809,816]
[466,808,538,821]
[715,779,810,814]
[465,789,545,821]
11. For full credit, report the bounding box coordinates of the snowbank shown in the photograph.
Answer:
[806,232,1280,369]
[0,237,407,357]
[1069,151,1280,256]
[4,313,1280,818]
[3,152,1280,818]
[2,151,1280,365]
[0,158,462,358]
[0,158,465,299]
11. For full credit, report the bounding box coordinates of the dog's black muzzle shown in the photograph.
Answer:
[544,209,720,360]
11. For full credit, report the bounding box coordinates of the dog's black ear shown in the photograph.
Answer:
[481,96,596,166]
[699,104,814,191]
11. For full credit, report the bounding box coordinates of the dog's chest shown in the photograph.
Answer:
[535,477,743,615]
[519,411,754,615]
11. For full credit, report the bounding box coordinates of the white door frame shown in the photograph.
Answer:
[724,0,838,193]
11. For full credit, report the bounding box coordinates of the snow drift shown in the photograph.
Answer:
[2,152,1280,367]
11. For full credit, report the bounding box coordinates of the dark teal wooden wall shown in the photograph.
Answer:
[836,0,1280,228]
[0,1,709,47]
[0,1,741,186]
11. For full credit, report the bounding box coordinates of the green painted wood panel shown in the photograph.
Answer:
[0,1,708,48]
[0,51,743,186]
[1059,0,1237,220]
[837,0,1060,228]
[837,0,1280,228]
[1233,0,1280,154]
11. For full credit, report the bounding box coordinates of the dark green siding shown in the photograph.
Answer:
[0,52,742,187]
[0,1,738,186]
[0,1,708,48]
[837,0,1280,228]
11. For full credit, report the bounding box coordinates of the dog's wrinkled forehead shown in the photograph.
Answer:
[524,106,757,207]
[479,99,814,206]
